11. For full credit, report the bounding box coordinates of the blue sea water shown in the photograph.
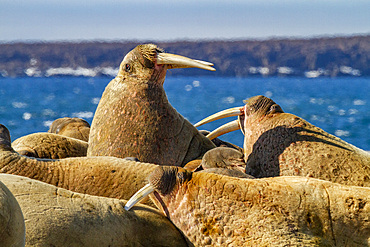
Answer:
[0,76,369,150]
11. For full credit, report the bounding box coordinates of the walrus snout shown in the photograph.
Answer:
[148,166,192,196]
[124,166,192,212]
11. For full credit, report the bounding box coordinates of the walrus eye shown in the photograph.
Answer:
[124,64,131,72]
[268,104,283,114]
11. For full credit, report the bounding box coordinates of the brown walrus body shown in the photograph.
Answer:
[197,95,370,187]
[88,44,216,166]
[126,166,370,246]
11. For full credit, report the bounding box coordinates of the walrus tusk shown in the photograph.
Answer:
[194,107,242,127]
[206,120,240,140]
[157,53,216,71]
[124,184,154,211]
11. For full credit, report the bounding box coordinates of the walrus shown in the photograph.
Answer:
[195,95,370,187]
[0,124,157,206]
[125,166,370,246]
[0,179,25,247]
[184,147,252,178]
[1,174,188,247]
[87,44,216,166]
[48,117,90,142]
[12,132,88,159]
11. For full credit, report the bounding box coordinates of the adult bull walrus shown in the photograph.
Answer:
[87,44,216,166]
[195,95,370,187]
[1,174,188,247]
[125,166,370,246]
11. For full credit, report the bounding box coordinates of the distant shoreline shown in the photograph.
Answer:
[0,35,369,78]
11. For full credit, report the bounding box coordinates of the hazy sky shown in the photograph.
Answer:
[1,0,369,42]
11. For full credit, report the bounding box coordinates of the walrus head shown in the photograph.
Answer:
[194,95,284,140]
[124,166,192,218]
[116,44,215,86]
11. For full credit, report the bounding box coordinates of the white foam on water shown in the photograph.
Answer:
[335,130,350,137]
[305,70,321,78]
[353,99,366,105]
[22,112,32,120]
[7,120,16,126]
[192,80,200,87]
[42,109,56,117]
[101,67,119,77]
[277,67,294,74]
[338,109,346,116]
[45,94,55,101]
[327,105,336,111]
[185,85,192,91]
[91,97,100,104]
[348,117,356,123]
[44,66,119,77]
[25,67,42,77]
[222,96,235,104]
[309,98,324,105]
[310,115,319,121]
[12,102,28,108]
[265,91,273,98]
[45,67,98,77]
[43,121,53,127]
[340,66,361,76]
[348,109,358,115]
[259,67,269,75]
[72,111,93,119]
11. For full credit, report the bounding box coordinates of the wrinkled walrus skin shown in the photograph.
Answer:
[12,132,88,159]
[0,179,25,247]
[132,166,370,246]
[88,44,216,166]
[0,124,157,206]
[200,95,370,187]
[1,174,188,247]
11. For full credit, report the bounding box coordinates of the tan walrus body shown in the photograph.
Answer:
[126,166,370,246]
[0,179,25,247]
[88,44,216,166]
[196,95,370,187]
[12,132,88,159]
[1,174,187,247]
